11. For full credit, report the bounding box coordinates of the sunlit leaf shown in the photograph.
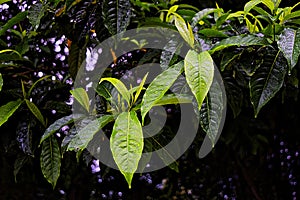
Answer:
[277,28,300,70]
[25,99,46,127]
[174,15,194,48]
[250,50,288,117]
[110,111,143,188]
[141,61,183,124]
[0,11,28,37]
[40,136,61,189]
[67,115,114,151]
[70,88,90,113]
[100,78,131,106]
[102,0,131,35]
[0,0,11,4]
[0,99,22,127]
[184,50,214,110]
[40,114,83,145]
[209,35,269,54]
[133,73,148,104]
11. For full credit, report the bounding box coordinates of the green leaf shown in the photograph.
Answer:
[14,154,28,182]
[209,35,269,54]
[28,3,48,30]
[200,72,226,147]
[250,50,288,117]
[133,73,148,104]
[0,73,3,92]
[100,78,131,105]
[282,10,300,22]
[160,35,183,70]
[174,15,194,48]
[67,115,114,151]
[0,99,22,127]
[102,0,132,35]
[110,111,143,189]
[198,29,229,38]
[141,61,183,124]
[25,99,46,127]
[0,0,11,4]
[184,50,214,110]
[0,11,28,37]
[40,136,61,189]
[191,8,217,27]
[154,94,193,106]
[277,28,300,70]
[68,43,86,80]
[40,114,83,145]
[70,88,90,113]
[244,0,274,14]
[28,75,51,97]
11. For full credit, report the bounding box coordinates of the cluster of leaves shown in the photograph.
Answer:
[1,0,300,198]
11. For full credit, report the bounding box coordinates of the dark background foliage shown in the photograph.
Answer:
[1,0,300,199]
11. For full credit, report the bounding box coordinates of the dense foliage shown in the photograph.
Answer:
[1,0,300,199]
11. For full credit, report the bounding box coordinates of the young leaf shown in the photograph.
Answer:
[184,50,214,110]
[25,99,46,127]
[209,35,269,54]
[0,73,3,92]
[40,114,83,145]
[277,28,300,71]
[40,136,61,189]
[141,61,183,124]
[100,78,131,106]
[70,88,90,113]
[200,72,226,147]
[133,73,148,104]
[67,115,114,151]
[110,111,143,188]
[102,0,132,35]
[0,0,11,4]
[0,99,22,127]
[0,11,28,37]
[250,50,288,117]
[174,15,194,48]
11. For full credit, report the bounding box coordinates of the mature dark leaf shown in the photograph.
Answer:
[16,121,33,156]
[0,73,2,92]
[277,28,300,70]
[68,43,86,80]
[40,136,61,189]
[0,11,28,37]
[14,154,29,182]
[0,99,22,127]
[191,8,216,28]
[110,111,143,188]
[28,3,48,30]
[160,35,183,71]
[67,115,114,151]
[210,35,269,54]
[40,114,83,145]
[102,0,131,35]
[250,50,288,117]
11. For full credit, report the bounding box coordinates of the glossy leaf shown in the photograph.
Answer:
[184,50,214,110]
[67,115,114,151]
[160,35,182,71]
[0,11,28,37]
[110,111,143,188]
[141,62,183,124]
[0,73,2,92]
[25,99,46,127]
[28,3,47,30]
[200,72,226,147]
[70,88,90,113]
[100,78,131,105]
[198,28,228,38]
[244,0,274,14]
[0,99,22,127]
[250,50,288,117]
[277,28,300,70]
[174,15,194,48]
[209,35,269,54]
[40,136,61,189]
[191,8,216,27]
[154,94,193,106]
[40,114,83,145]
[102,0,131,35]
[68,43,86,79]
